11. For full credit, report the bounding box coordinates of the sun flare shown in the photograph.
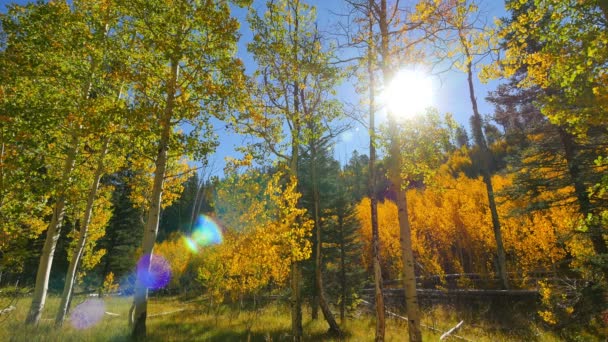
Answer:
[385,69,434,119]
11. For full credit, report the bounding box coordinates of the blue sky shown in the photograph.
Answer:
[1,0,508,176]
[226,0,508,172]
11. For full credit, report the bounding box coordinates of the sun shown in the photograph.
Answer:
[385,69,434,119]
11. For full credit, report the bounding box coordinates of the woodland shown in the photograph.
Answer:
[0,0,607,341]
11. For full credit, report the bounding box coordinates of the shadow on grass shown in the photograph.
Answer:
[147,318,349,342]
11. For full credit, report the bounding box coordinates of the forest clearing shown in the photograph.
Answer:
[0,293,564,341]
[1,0,607,341]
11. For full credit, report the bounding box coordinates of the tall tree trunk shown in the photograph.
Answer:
[290,3,303,338]
[311,229,319,320]
[558,128,608,279]
[25,49,100,325]
[367,3,385,339]
[290,262,303,341]
[310,139,342,335]
[290,99,303,342]
[377,0,421,339]
[338,213,347,325]
[26,132,79,325]
[464,55,509,290]
[390,172,422,341]
[55,136,110,327]
[131,59,177,340]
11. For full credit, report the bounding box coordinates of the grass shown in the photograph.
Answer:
[0,293,564,341]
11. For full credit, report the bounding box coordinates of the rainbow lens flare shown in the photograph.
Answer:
[70,298,105,329]
[136,254,172,290]
[183,214,223,253]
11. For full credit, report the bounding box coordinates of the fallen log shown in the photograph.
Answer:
[148,308,187,318]
[440,320,464,340]
[0,305,15,315]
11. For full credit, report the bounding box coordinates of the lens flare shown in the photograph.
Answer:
[184,237,198,252]
[183,214,223,253]
[136,254,172,290]
[70,298,105,329]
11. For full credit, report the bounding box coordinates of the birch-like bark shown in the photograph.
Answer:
[55,136,110,327]
[131,58,177,339]
[26,131,80,325]
[378,0,421,339]
[25,29,101,323]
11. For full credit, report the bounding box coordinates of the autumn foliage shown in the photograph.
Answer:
[197,170,313,302]
[356,165,587,285]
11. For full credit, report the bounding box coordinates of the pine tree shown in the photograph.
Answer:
[96,169,144,292]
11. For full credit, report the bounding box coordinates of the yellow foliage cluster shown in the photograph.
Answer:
[128,157,191,211]
[497,0,608,130]
[66,185,114,282]
[356,170,584,282]
[198,171,312,301]
[100,272,120,296]
[154,234,193,290]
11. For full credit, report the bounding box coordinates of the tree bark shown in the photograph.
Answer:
[465,56,509,290]
[367,3,385,339]
[290,261,303,342]
[25,48,99,325]
[310,139,342,336]
[289,109,303,341]
[55,136,110,327]
[289,2,304,338]
[26,132,79,325]
[311,230,319,320]
[377,0,422,339]
[338,213,347,325]
[131,58,177,340]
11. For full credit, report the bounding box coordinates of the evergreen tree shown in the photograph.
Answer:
[342,150,369,203]
[95,169,144,292]
[491,0,608,274]
[298,140,341,320]
[325,171,366,324]
[159,174,199,241]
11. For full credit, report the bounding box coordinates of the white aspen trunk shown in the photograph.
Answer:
[393,180,422,341]
[131,59,177,339]
[26,132,79,325]
[377,0,422,339]
[25,50,98,325]
[55,136,110,327]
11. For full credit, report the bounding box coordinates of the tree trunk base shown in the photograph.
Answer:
[131,311,147,340]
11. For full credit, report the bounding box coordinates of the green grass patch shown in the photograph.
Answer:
[0,294,564,341]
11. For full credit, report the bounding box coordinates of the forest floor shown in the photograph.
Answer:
[0,292,566,341]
